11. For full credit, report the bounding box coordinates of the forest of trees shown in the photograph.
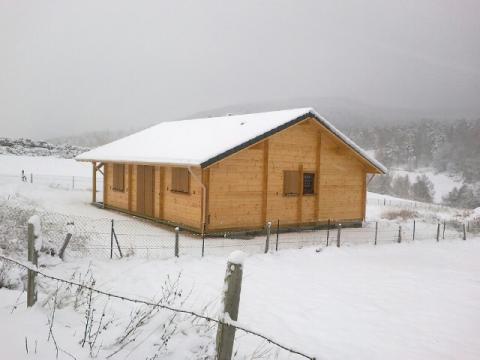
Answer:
[346,119,480,208]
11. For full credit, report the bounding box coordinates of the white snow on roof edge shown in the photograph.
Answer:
[76,107,387,174]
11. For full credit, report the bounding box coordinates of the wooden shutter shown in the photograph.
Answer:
[283,170,299,196]
[171,168,189,193]
[112,164,125,192]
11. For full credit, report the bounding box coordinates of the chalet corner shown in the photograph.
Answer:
[76,108,387,234]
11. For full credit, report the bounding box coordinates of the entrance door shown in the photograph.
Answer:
[136,165,155,217]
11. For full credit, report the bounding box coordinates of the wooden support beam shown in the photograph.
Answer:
[95,162,104,171]
[261,140,269,224]
[314,132,322,220]
[201,168,210,231]
[159,166,165,219]
[297,164,303,225]
[92,161,97,203]
[128,164,133,211]
[103,163,108,206]
[361,171,367,220]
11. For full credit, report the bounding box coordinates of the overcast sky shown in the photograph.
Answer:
[1,0,479,139]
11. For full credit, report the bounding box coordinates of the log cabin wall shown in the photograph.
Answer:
[104,163,203,231]
[206,118,367,231]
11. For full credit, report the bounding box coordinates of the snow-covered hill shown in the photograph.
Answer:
[0,138,88,159]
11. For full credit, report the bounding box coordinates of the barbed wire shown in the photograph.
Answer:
[0,254,316,360]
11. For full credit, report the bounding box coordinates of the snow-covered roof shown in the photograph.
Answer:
[76,108,387,173]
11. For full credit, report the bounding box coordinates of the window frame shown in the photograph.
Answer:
[303,172,315,195]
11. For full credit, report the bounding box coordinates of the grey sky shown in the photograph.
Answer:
[1,0,479,139]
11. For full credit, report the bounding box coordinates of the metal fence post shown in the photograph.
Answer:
[412,220,416,241]
[27,218,39,307]
[336,223,342,248]
[275,219,279,251]
[436,223,440,242]
[174,227,180,257]
[397,225,402,243]
[374,221,378,245]
[264,222,271,254]
[216,253,244,360]
[463,223,467,241]
[326,219,331,247]
[110,219,114,259]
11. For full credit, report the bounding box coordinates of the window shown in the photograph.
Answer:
[283,170,300,196]
[171,168,190,193]
[303,173,315,195]
[112,164,125,192]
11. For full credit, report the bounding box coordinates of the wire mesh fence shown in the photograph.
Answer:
[0,172,103,191]
[0,202,475,261]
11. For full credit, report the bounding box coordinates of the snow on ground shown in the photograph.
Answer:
[1,154,479,359]
[0,154,91,177]
[389,167,463,203]
[1,240,480,359]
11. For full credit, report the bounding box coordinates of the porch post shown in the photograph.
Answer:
[92,161,97,203]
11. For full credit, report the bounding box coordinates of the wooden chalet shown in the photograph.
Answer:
[76,108,386,234]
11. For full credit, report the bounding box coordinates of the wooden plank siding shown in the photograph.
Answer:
[206,118,368,231]
[100,117,369,233]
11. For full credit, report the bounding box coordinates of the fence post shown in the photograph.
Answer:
[442,220,446,240]
[59,233,72,260]
[412,220,416,241]
[374,221,378,245]
[463,223,467,241]
[174,227,180,257]
[436,223,440,242]
[326,219,331,247]
[336,223,342,248]
[275,219,280,251]
[216,252,244,360]
[72,176,75,190]
[264,222,271,254]
[30,173,33,183]
[397,225,402,243]
[467,221,470,232]
[27,217,39,307]
[110,219,114,259]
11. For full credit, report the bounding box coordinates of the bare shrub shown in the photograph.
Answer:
[382,209,419,220]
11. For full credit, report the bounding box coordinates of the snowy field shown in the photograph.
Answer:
[1,154,479,359]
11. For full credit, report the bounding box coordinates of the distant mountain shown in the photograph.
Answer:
[48,97,475,147]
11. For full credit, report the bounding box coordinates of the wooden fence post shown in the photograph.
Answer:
[463,223,467,241]
[374,221,378,245]
[442,220,446,240]
[336,223,342,248]
[412,220,416,241]
[72,176,75,190]
[27,217,40,307]
[264,222,271,254]
[30,173,33,183]
[397,225,402,243]
[436,223,440,242]
[174,227,180,257]
[216,252,244,360]
[275,219,280,251]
